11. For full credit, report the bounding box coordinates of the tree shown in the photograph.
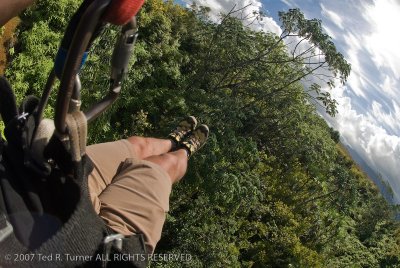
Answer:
[4,0,399,267]
[183,7,350,117]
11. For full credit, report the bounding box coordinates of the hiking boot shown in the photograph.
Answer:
[181,124,209,158]
[168,116,198,148]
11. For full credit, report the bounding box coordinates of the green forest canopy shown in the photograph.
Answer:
[4,0,400,267]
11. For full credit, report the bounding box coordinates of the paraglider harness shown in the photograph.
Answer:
[0,0,147,267]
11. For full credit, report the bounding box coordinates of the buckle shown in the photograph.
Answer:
[0,214,13,242]
[102,233,124,267]
[103,233,124,251]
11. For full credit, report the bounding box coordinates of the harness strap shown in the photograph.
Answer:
[65,111,87,162]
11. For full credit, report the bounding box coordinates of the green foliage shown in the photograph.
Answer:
[4,0,77,110]
[278,8,351,85]
[4,0,400,267]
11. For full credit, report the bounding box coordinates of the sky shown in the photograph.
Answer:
[176,0,400,203]
[263,0,400,203]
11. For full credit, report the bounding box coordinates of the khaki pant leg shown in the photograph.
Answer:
[98,159,171,253]
[87,139,135,213]
[86,139,172,253]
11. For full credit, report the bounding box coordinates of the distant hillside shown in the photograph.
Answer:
[339,143,396,204]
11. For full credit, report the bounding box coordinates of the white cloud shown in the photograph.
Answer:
[367,100,400,135]
[322,25,336,39]
[343,32,362,51]
[281,0,296,7]
[380,75,398,98]
[320,3,344,29]
[344,49,368,99]
[251,13,282,35]
[326,85,400,202]
[362,0,400,78]
[185,0,282,35]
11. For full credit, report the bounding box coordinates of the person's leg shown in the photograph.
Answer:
[87,135,185,199]
[127,116,198,160]
[97,158,172,253]
[87,139,137,213]
[93,124,210,253]
[143,149,188,184]
[87,116,197,213]
[127,136,173,160]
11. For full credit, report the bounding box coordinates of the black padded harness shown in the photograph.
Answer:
[0,77,147,268]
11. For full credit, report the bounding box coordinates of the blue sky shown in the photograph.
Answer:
[176,0,400,202]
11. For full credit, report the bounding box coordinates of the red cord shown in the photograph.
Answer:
[103,0,145,25]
